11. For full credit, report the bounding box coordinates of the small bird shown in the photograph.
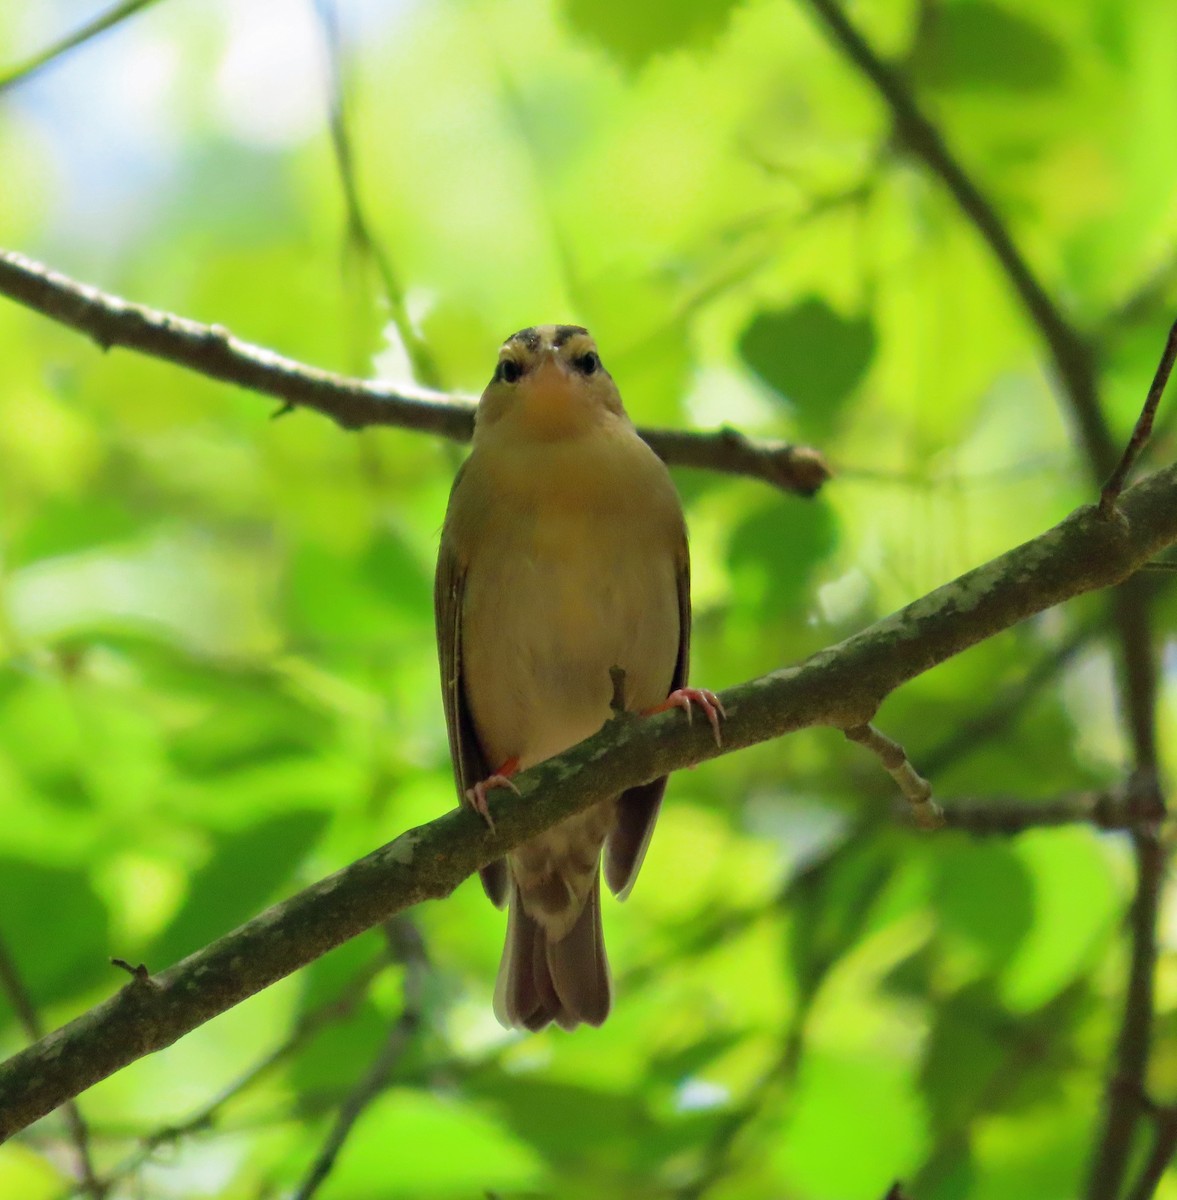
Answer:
[435,325,721,1030]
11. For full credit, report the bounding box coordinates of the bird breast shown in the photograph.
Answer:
[459,427,682,771]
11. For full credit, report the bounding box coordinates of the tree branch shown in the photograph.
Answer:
[293,918,427,1200]
[0,935,103,1196]
[797,0,1115,475]
[0,0,166,94]
[1,464,1176,1139]
[939,787,1159,836]
[0,249,829,497]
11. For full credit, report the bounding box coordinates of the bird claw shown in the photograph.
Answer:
[464,767,520,832]
[649,687,726,747]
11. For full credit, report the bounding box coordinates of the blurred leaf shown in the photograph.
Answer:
[727,499,838,620]
[912,2,1067,94]
[317,1088,548,1198]
[149,810,328,964]
[561,0,743,71]
[739,298,875,441]
[0,859,110,1018]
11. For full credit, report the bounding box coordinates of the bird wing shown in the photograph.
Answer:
[604,538,691,900]
[435,476,510,908]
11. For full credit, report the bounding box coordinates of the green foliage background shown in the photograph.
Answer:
[1,0,1176,1197]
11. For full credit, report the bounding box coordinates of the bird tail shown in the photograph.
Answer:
[493,875,611,1031]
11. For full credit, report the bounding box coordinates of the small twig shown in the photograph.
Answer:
[294,918,428,1200]
[939,787,1157,836]
[0,249,828,497]
[311,0,442,389]
[101,953,388,1191]
[0,0,165,94]
[1085,781,1166,1200]
[1124,1103,1177,1200]
[110,959,154,988]
[0,935,105,1198]
[1100,319,1177,513]
[844,724,942,829]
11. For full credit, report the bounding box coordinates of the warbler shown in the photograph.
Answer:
[435,325,720,1030]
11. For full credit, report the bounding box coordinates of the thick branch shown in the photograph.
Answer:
[2,465,1177,1138]
[0,249,828,496]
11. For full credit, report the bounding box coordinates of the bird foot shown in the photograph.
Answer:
[645,688,726,747]
[464,757,521,832]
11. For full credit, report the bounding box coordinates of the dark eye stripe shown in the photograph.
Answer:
[496,359,522,384]
[573,351,599,376]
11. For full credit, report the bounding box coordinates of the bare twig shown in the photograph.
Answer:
[939,787,1158,836]
[99,953,388,1191]
[1124,1103,1177,1200]
[797,0,1115,476]
[311,0,442,389]
[844,723,942,828]
[3,464,1177,1138]
[0,0,166,94]
[294,919,428,1199]
[0,935,104,1197]
[0,249,828,496]
[1100,319,1177,513]
[1086,789,1166,1200]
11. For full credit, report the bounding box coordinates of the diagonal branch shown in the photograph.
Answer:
[792,12,1172,1195]
[0,249,829,497]
[797,0,1114,475]
[0,0,167,95]
[2,463,1177,1141]
[0,935,104,1197]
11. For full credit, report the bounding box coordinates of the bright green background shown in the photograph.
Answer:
[1,0,1176,1197]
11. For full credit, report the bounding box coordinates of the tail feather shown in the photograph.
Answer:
[547,875,610,1027]
[494,876,612,1030]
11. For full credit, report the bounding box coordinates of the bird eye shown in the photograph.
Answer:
[498,359,522,384]
[574,351,599,376]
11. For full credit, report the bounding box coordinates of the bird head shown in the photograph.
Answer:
[475,325,626,441]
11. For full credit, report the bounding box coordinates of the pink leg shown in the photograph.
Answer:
[645,688,726,747]
[464,756,521,832]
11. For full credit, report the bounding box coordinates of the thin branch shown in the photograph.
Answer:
[0,249,829,496]
[294,919,427,1199]
[97,953,388,1192]
[1101,319,1177,512]
[844,723,940,827]
[1086,793,1167,1200]
[0,935,104,1197]
[2,464,1177,1138]
[796,0,1116,477]
[0,0,166,94]
[1124,1104,1177,1200]
[311,0,443,389]
[939,787,1158,836]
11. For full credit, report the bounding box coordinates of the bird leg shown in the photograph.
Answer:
[464,756,521,832]
[644,688,726,747]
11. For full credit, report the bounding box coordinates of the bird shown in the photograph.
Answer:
[435,324,722,1031]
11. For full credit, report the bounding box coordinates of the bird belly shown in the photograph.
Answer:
[460,513,679,772]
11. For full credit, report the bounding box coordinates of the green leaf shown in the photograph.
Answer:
[0,860,110,1018]
[739,298,875,441]
[912,2,1067,93]
[727,498,838,619]
[149,810,328,964]
[561,0,742,71]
